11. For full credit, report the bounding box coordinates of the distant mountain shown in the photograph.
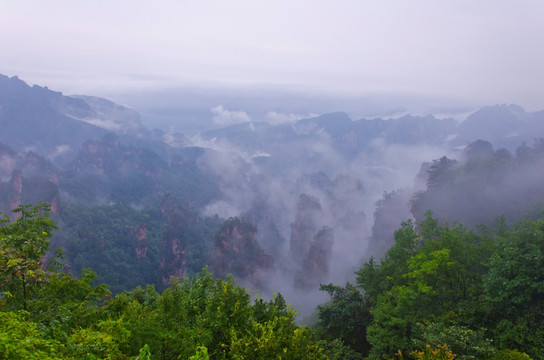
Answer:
[200,111,457,162]
[0,74,154,165]
[65,95,145,135]
[200,104,544,158]
[0,74,109,163]
[456,104,544,149]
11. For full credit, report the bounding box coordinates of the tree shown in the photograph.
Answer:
[0,311,62,359]
[316,283,371,356]
[482,218,544,358]
[0,203,60,311]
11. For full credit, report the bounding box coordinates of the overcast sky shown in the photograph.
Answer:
[1,1,544,110]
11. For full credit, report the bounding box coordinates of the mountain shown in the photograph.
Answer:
[0,74,160,165]
[0,74,109,164]
[456,104,544,149]
[64,95,145,135]
[2,73,544,313]
[200,104,544,158]
[200,111,458,157]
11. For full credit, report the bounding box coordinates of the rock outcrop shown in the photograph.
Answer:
[289,193,322,262]
[295,227,334,289]
[212,217,273,286]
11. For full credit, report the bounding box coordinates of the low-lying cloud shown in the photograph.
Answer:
[211,105,251,126]
[265,111,318,125]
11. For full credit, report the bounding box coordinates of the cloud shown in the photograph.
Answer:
[265,111,318,125]
[49,144,71,159]
[211,105,251,126]
[203,200,241,219]
[0,154,17,179]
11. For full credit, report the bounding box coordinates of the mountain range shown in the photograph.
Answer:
[1,73,544,312]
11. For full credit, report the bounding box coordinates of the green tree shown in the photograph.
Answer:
[0,203,60,311]
[482,218,544,358]
[316,283,371,356]
[0,311,62,360]
[411,322,495,360]
[361,214,493,359]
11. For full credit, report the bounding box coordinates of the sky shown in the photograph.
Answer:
[1,0,544,110]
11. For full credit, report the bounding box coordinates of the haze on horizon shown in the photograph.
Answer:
[2,1,544,113]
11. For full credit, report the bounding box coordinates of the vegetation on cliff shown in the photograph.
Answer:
[0,204,326,359]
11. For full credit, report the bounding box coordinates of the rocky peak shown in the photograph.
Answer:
[289,193,322,262]
[295,227,335,289]
[159,194,189,284]
[8,169,23,212]
[212,217,273,286]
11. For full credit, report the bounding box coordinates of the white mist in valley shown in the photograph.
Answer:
[190,108,456,315]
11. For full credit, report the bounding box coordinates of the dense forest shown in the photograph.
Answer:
[1,203,543,359]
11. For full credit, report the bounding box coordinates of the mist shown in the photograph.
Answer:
[182,107,458,315]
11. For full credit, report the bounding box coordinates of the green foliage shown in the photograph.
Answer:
[55,199,221,294]
[412,322,495,360]
[57,202,164,292]
[366,284,418,358]
[103,267,325,360]
[407,344,456,360]
[491,349,532,360]
[0,311,62,360]
[67,317,131,360]
[316,283,371,356]
[135,344,152,360]
[482,218,544,358]
[229,315,326,360]
[6,201,544,359]
[357,220,419,305]
[318,338,364,360]
[348,212,535,359]
[0,203,60,310]
[189,346,210,360]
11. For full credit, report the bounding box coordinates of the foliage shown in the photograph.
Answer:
[55,199,221,295]
[318,338,364,360]
[0,204,328,359]
[319,211,544,359]
[0,203,60,310]
[408,344,456,360]
[4,201,544,359]
[189,346,210,360]
[135,344,152,360]
[0,311,62,360]
[411,322,495,360]
[316,283,371,355]
[229,314,326,360]
[490,349,532,360]
[482,218,544,359]
[412,139,544,228]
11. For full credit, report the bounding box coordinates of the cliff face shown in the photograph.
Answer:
[245,197,287,258]
[126,224,149,259]
[8,169,22,213]
[0,167,59,217]
[289,194,322,262]
[295,227,334,289]
[64,133,164,177]
[159,195,189,284]
[212,217,273,286]
[61,134,168,205]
